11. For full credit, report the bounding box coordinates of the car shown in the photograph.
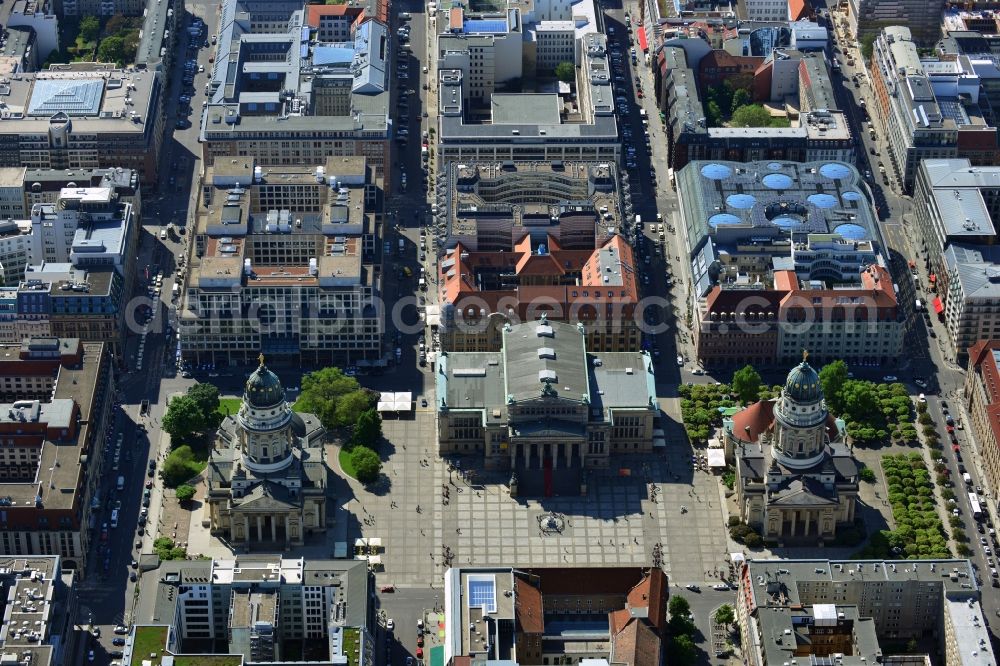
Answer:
[130,571,138,582]
[386,618,394,631]
[130,558,138,569]
[981,536,988,545]
[421,398,428,407]
[416,648,424,660]
[148,467,156,478]
[954,508,961,516]
[416,635,424,648]
[110,652,124,659]
[142,496,150,507]
[406,659,414,666]
[88,651,95,662]
[685,584,700,591]
[113,638,127,646]
[380,585,395,593]
[114,626,129,635]
[713,583,730,591]
[882,375,898,382]
[145,480,153,489]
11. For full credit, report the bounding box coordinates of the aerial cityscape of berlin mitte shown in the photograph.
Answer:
[6,0,1000,664]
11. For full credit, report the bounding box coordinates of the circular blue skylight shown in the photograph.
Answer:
[835,223,868,240]
[709,213,742,228]
[820,163,851,180]
[767,162,784,171]
[701,163,733,180]
[842,191,863,202]
[808,193,838,209]
[762,173,793,190]
[772,216,800,229]
[726,194,756,209]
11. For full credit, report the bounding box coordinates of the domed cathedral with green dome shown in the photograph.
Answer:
[205,355,331,549]
[723,352,861,545]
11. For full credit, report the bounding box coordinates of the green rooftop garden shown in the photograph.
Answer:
[342,627,361,666]
[171,656,243,666]
[130,626,169,666]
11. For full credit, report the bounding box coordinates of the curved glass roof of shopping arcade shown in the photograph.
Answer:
[678,160,881,250]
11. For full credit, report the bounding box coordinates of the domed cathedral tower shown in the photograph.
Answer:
[771,353,831,470]
[726,352,860,545]
[206,355,331,550]
[237,356,295,473]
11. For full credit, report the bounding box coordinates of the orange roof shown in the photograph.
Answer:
[450,7,464,31]
[626,569,667,633]
[773,270,798,292]
[305,4,362,28]
[514,578,544,634]
[731,400,776,443]
[789,0,810,21]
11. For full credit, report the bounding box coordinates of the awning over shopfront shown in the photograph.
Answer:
[933,297,944,314]
[637,27,648,52]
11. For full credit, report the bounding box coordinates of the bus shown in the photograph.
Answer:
[969,492,983,520]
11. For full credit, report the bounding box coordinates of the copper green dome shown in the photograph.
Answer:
[784,355,822,403]
[244,355,285,408]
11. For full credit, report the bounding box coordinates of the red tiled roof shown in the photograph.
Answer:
[626,569,667,634]
[789,0,810,21]
[731,400,775,443]
[610,618,662,666]
[514,578,544,634]
[305,4,362,27]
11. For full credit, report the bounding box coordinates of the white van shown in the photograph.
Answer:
[160,229,167,240]
[110,509,119,528]
[116,475,125,491]
[964,472,973,486]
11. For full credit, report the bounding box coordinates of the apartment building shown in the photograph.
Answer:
[912,159,1000,362]
[132,557,373,666]
[659,47,855,171]
[305,4,364,42]
[0,556,78,666]
[870,27,998,193]
[965,340,1000,510]
[745,0,792,22]
[443,567,666,666]
[737,558,995,666]
[437,318,657,489]
[0,339,113,573]
[200,0,390,186]
[179,157,382,367]
[848,0,944,44]
[437,32,620,165]
[57,0,143,16]
[7,0,59,65]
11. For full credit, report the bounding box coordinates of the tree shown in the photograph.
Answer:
[161,445,199,487]
[859,467,876,483]
[187,382,222,428]
[162,395,204,442]
[861,34,876,61]
[97,35,127,64]
[80,16,100,43]
[335,390,374,428]
[818,360,849,412]
[297,367,372,429]
[706,100,723,126]
[554,61,575,83]
[731,365,762,404]
[668,595,691,619]
[668,634,697,665]
[352,408,382,448]
[713,604,735,627]
[175,484,196,502]
[105,14,128,35]
[730,104,772,128]
[730,88,751,114]
[350,446,382,483]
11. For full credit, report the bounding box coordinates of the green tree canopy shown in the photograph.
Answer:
[352,408,382,448]
[731,365,762,404]
[105,14,129,35]
[161,445,201,487]
[731,104,773,127]
[554,61,576,83]
[175,484,196,502]
[162,395,204,442]
[730,88,751,114]
[668,634,697,665]
[297,367,374,429]
[80,16,100,43]
[97,35,126,64]
[669,595,691,619]
[350,446,382,483]
[187,382,222,428]
[713,604,735,627]
[818,359,849,412]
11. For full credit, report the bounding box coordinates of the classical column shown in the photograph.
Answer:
[566,444,573,468]
[256,515,264,542]
[551,444,557,470]
[804,511,811,537]
[789,511,797,537]
[243,515,251,543]
[285,515,291,544]
[270,515,278,542]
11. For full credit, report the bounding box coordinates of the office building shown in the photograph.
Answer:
[179,157,382,367]
[0,64,164,186]
[200,0,391,186]
[965,340,1000,511]
[56,0,143,16]
[870,27,998,193]
[436,161,639,353]
[659,48,854,171]
[848,0,945,44]
[437,318,657,495]
[443,567,666,666]
[7,0,59,67]
[726,357,860,543]
[0,339,114,572]
[437,32,621,165]
[134,0,184,76]
[912,158,1000,362]
[206,359,330,547]
[737,558,995,666]
[133,556,373,666]
[937,29,1000,128]
[0,556,78,666]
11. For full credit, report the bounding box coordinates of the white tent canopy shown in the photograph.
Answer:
[377,392,413,412]
[707,448,726,468]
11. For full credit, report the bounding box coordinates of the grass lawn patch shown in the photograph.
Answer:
[339,446,359,480]
[130,626,169,666]
[172,657,242,666]
[216,398,242,418]
[342,627,360,666]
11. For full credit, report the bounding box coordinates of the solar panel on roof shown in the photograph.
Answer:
[463,19,507,33]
